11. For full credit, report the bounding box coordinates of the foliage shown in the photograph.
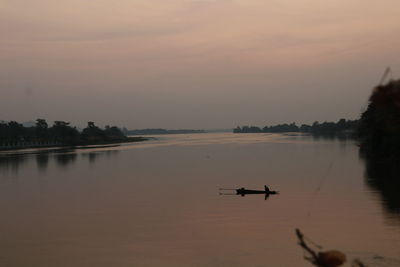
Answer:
[0,119,128,146]
[358,79,400,158]
[234,119,358,136]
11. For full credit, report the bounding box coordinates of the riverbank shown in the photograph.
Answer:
[0,136,149,152]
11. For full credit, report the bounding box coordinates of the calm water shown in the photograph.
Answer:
[0,133,399,267]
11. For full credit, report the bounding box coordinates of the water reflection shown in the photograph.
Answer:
[311,133,353,142]
[0,148,119,175]
[85,152,100,164]
[361,152,400,223]
[35,153,50,172]
[1,133,400,267]
[55,152,78,168]
[81,150,119,165]
[0,154,28,174]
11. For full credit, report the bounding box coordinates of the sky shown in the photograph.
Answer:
[1,0,400,129]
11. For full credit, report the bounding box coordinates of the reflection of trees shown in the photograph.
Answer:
[105,150,119,157]
[81,152,101,165]
[311,134,352,142]
[88,152,99,164]
[81,150,119,165]
[361,152,400,221]
[35,153,49,172]
[1,148,120,174]
[55,153,77,168]
[0,155,27,175]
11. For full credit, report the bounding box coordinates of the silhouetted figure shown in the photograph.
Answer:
[264,185,270,194]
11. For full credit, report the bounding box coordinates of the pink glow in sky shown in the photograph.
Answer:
[1,0,400,128]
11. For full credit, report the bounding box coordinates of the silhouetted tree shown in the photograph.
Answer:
[0,119,133,148]
[233,126,242,133]
[300,124,311,132]
[234,119,357,136]
[358,79,400,157]
[7,121,25,142]
[35,118,49,140]
[50,121,79,144]
[104,125,126,140]
[81,121,106,142]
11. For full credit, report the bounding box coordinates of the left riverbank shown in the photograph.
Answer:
[0,119,149,151]
[0,136,149,151]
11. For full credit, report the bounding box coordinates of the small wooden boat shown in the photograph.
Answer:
[236,185,278,196]
[219,185,279,199]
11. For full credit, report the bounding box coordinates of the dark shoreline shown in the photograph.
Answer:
[0,136,149,152]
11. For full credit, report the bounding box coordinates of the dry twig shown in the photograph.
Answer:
[295,228,347,267]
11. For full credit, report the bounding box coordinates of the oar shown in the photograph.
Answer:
[219,188,237,191]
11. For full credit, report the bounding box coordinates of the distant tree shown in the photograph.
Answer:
[81,121,106,142]
[50,121,79,144]
[300,124,311,132]
[35,118,49,140]
[36,119,48,129]
[7,121,25,141]
[104,125,126,140]
[263,123,299,133]
[233,126,242,133]
[234,119,357,136]
[0,119,134,147]
[87,121,96,128]
[337,118,346,128]
[249,126,262,133]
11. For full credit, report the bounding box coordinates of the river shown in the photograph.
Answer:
[0,133,399,266]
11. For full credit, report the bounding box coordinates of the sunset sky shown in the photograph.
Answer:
[1,0,400,129]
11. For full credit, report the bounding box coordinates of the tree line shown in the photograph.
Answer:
[233,119,358,136]
[0,119,128,146]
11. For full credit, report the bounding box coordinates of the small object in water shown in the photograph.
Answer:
[236,185,279,196]
[219,185,279,198]
[317,250,346,267]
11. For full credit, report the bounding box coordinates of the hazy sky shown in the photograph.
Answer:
[1,0,400,129]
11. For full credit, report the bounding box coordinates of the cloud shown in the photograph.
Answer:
[42,23,196,42]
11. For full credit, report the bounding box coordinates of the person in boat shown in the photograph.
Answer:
[264,185,270,194]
